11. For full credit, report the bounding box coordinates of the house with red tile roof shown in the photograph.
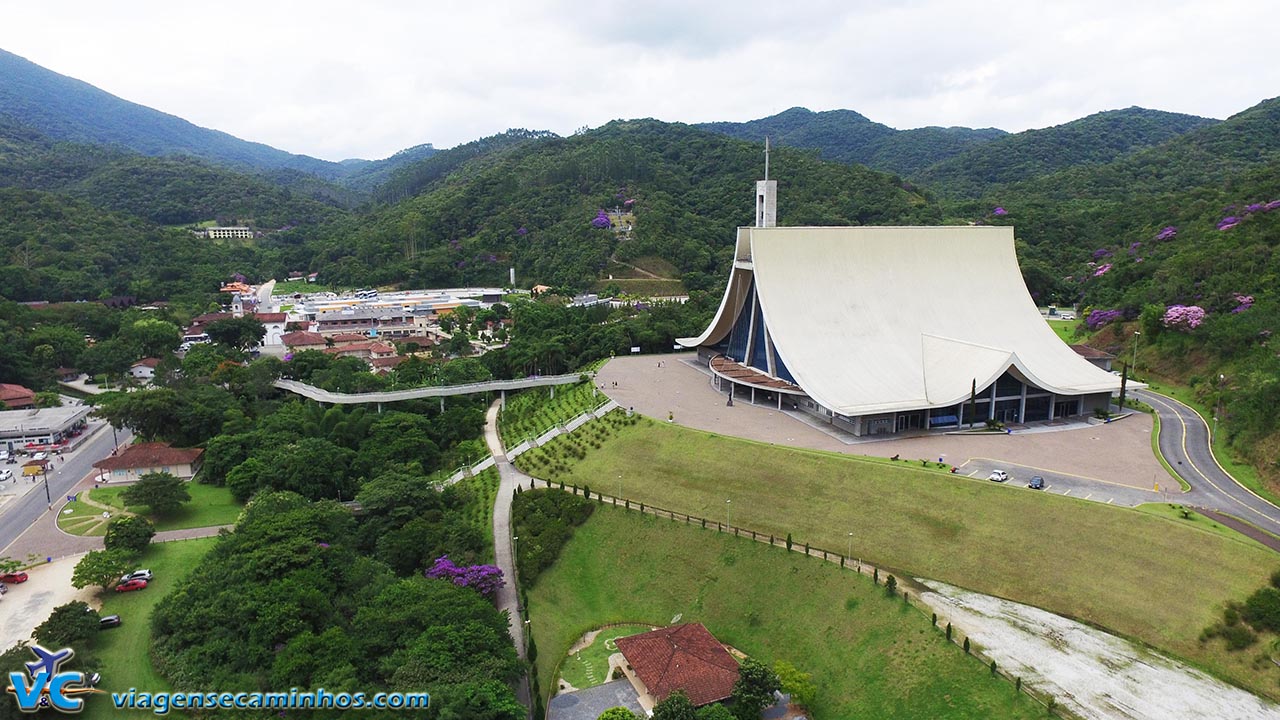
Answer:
[249,312,289,345]
[0,384,36,410]
[92,442,204,481]
[129,358,162,381]
[613,623,740,711]
[281,331,328,350]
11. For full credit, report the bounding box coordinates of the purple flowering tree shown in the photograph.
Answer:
[1086,309,1124,330]
[1092,263,1113,277]
[590,210,612,229]
[1155,226,1178,241]
[1231,294,1254,313]
[992,207,1008,216]
[1217,217,1241,231]
[426,556,505,599]
[1163,305,1206,331]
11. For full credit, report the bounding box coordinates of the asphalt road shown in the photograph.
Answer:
[1134,389,1280,538]
[958,391,1280,544]
[0,423,132,555]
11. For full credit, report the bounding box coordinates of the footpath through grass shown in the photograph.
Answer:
[88,483,243,531]
[57,483,242,536]
[85,537,217,720]
[529,506,1044,719]
[541,417,1280,699]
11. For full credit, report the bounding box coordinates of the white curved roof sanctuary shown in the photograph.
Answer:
[680,225,1125,416]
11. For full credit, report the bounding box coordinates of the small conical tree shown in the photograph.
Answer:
[963,637,971,654]
[885,574,897,596]
[990,659,997,676]
[786,533,793,551]
[946,622,953,641]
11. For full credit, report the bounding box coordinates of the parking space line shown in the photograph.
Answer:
[1107,498,1114,504]
[1084,493,1093,500]
[1062,489,1071,496]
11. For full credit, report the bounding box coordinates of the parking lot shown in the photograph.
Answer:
[0,555,97,651]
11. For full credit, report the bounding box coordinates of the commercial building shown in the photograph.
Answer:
[0,406,92,454]
[678,180,1128,436]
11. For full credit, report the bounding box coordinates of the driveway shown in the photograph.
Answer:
[0,555,97,651]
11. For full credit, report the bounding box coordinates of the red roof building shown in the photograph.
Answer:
[614,624,740,708]
[250,312,288,324]
[0,384,36,410]
[281,331,327,349]
[93,442,205,481]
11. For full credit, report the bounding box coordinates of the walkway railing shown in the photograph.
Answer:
[273,373,590,405]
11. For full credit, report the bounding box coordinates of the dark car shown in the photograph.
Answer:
[1028,476,1046,490]
[99,615,122,629]
[114,579,147,593]
[0,572,28,583]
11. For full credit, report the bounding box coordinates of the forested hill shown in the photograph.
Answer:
[916,107,1220,197]
[0,118,349,226]
[698,106,1007,177]
[299,119,943,292]
[0,48,362,179]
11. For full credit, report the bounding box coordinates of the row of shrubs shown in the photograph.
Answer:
[514,409,641,481]
[498,381,605,448]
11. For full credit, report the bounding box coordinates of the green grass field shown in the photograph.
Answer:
[85,537,218,720]
[78,483,242,533]
[533,417,1280,699]
[591,278,685,297]
[1045,319,1081,344]
[529,507,1044,718]
[557,623,653,691]
[498,381,608,449]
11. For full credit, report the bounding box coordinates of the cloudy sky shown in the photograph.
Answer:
[2,1,1275,161]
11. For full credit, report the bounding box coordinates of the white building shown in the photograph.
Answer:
[678,180,1131,436]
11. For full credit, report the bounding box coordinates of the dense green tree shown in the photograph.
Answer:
[772,660,816,708]
[204,316,265,351]
[71,549,138,591]
[121,472,191,516]
[33,601,101,649]
[103,514,155,552]
[730,657,781,720]
[93,388,180,441]
[120,317,181,357]
[652,691,697,720]
[694,704,735,720]
[599,708,641,720]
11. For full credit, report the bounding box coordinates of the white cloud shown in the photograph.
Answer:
[1,0,1276,160]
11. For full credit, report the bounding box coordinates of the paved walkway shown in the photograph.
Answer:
[597,354,1168,490]
[482,400,532,716]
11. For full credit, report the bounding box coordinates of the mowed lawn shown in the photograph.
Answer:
[529,507,1044,719]
[89,482,242,531]
[85,537,218,720]
[550,419,1280,698]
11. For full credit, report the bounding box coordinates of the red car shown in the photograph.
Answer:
[115,579,147,593]
[0,572,28,583]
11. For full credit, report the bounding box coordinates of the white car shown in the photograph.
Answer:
[0,469,12,481]
[120,569,153,583]
[32,452,48,461]
[987,470,1010,483]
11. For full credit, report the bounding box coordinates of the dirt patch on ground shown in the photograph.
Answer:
[918,581,1280,720]
[0,555,98,650]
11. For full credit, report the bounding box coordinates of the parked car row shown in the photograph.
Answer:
[115,569,153,593]
[987,469,1046,490]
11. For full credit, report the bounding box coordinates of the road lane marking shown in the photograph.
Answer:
[1140,391,1280,528]
[1062,489,1071,496]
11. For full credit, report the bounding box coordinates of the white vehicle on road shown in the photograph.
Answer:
[988,469,1010,483]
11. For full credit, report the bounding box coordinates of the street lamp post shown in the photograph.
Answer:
[1213,373,1225,444]
[617,474,622,499]
[1132,331,1141,372]
[847,532,854,559]
[725,499,731,528]
[42,468,52,509]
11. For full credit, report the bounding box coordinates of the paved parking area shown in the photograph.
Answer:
[0,555,97,651]
[597,354,1167,504]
